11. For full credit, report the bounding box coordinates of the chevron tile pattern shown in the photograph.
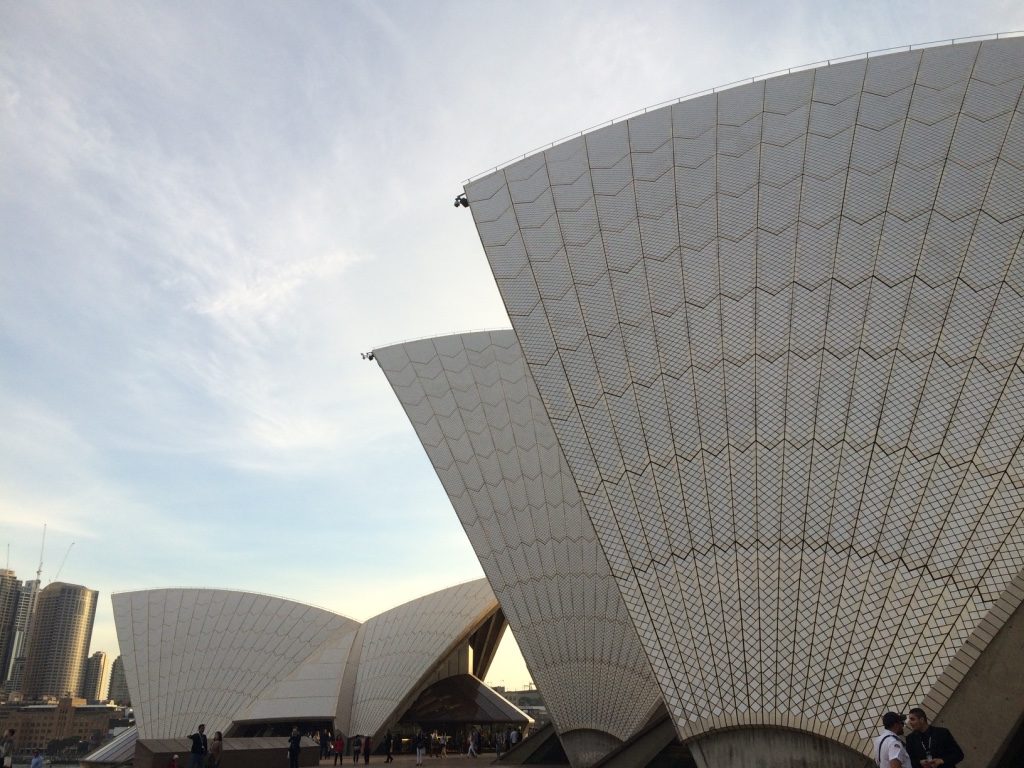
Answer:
[113,579,498,740]
[376,331,663,766]
[466,38,1024,751]
[112,588,357,738]
[349,578,497,736]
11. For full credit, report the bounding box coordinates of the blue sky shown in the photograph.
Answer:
[2,1,1021,691]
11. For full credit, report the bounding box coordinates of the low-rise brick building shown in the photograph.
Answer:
[0,697,121,751]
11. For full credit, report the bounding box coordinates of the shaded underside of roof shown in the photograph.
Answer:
[402,673,533,725]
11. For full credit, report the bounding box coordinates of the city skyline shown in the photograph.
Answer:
[3,1,1024,692]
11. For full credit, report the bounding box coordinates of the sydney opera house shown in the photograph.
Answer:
[380,36,1024,767]
[115,36,1024,768]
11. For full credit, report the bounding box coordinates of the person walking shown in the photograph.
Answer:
[288,726,302,768]
[384,730,394,763]
[414,731,426,766]
[187,724,208,768]
[352,734,361,764]
[467,729,479,758]
[874,712,911,768]
[207,731,223,767]
[334,733,346,766]
[906,707,964,768]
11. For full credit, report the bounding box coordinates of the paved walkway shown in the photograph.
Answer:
[319,756,498,765]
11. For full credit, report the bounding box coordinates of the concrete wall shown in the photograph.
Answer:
[687,728,872,768]
[135,737,320,768]
[934,592,1024,768]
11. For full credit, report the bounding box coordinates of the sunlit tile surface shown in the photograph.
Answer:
[467,38,1024,751]
[113,580,498,740]
[349,578,498,735]
[112,589,356,738]
[376,332,663,765]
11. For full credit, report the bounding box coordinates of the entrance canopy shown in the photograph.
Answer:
[402,674,533,726]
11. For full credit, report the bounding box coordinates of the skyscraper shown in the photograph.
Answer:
[0,570,19,680]
[106,655,129,705]
[1,575,40,692]
[82,650,108,702]
[21,582,98,699]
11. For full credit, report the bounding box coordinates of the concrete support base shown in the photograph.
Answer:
[687,727,871,768]
[560,729,622,768]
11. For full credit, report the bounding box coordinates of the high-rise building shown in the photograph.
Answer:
[21,582,97,699]
[4,578,40,689]
[0,570,19,681]
[106,655,129,705]
[82,650,108,702]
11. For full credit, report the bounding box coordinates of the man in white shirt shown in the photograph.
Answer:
[874,711,912,768]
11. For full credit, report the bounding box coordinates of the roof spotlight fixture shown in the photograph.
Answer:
[454,194,469,208]
[361,351,375,361]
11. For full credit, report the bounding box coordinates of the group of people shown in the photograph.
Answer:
[875,708,964,768]
[166,724,222,768]
[288,727,392,765]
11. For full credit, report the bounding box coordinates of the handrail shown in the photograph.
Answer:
[462,30,1024,185]
[371,326,513,352]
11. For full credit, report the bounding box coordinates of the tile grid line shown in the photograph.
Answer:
[667,103,732,722]
[790,52,881,721]
[710,85,748,718]
[562,129,695,722]
[623,110,718,723]
[492,156,677,728]
[833,42,983,733]
[807,50,926,722]
[863,82,1024,720]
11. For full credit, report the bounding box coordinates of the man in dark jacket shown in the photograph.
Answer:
[906,708,964,768]
[187,724,207,768]
[288,726,302,768]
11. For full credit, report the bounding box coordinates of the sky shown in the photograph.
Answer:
[2,0,1022,695]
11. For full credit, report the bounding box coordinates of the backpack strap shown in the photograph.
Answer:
[878,733,898,766]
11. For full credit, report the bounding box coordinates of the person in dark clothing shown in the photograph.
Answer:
[333,734,346,766]
[288,726,302,768]
[322,730,332,760]
[362,734,372,764]
[352,734,361,764]
[187,724,207,768]
[906,708,964,768]
[384,730,394,763]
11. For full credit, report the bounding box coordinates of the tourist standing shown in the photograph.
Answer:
[30,750,44,768]
[906,708,964,768]
[1,729,13,768]
[208,731,223,767]
[414,731,426,766]
[363,734,372,764]
[322,729,333,760]
[288,726,302,768]
[874,712,911,768]
[352,734,362,764]
[385,730,394,763]
[187,724,208,768]
[334,733,346,765]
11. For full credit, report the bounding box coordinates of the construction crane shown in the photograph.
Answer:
[52,542,74,583]
[37,523,46,582]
